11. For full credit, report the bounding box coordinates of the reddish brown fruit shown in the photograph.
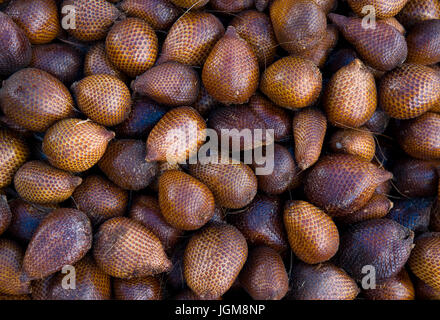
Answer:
[23,208,92,280]
[239,246,288,300]
[397,0,440,28]
[0,68,74,132]
[173,289,221,300]
[260,56,322,110]
[113,276,162,300]
[98,139,158,190]
[289,262,359,300]
[170,0,208,9]
[270,0,327,55]
[336,219,414,282]
[73,75,132,126]
[380,64,440,119]
[0,195,11,236]
[210,0,253,12]
[0,239,29,295]
[0,11,31,76]
[30,43,82,85]
[84,42,128,82]
[255,0,270,11]
[406,20,440,65]
[382,17,406,34]
[363,107,390,134]
[132,61,200,106]
[146,106,206,163]
[120,0,179,30]
[149,161,182,192]
[189,157,258,209]
[14,161,82,204]
[192,85,218,117]
[0,294,30,300]
[408,233,440,290]
[293,108,327,170]
[304,154,393,216]
[106,18,158,77]
[43,118,115,172]
[329,128,376,161]
[61,0,120,42]
[228,194,288,253]
[5,0,60,44]
[158,12,225,66]
[93,217,172,278]
[248,94,291,142]
[347,0,410,19]
[324,59,377,128]
[159,170,215,231]
[284,200,339,264]
[397,112,440,159]
[415,277,440,300]
[230,10,277,68]
[202,26,259,105]
[313,0,337,13]
[72,175,128,226]
[337,193,393,225]
[31,274,54,300]
[48,255,111,300]
[363,269,415,300]
[184,223,248,299]
[0,128,29,188]
[392,158,440,197]
[129,195,183,250]
[329,13,408,71]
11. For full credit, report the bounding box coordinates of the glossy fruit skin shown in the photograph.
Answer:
[114,98,167,139]
[270,0,327,55]
[14,161,82,204]
[106,18,158,78]
[386,198,432,233]
[22,208,92,280]
[415,277,440,300]
[189,157,258,209]
[406,20,440,65]
[129,195,183,251]
[170,0,208,9]
[93,217,172,279]
[239,246,288,300]
[260,56,322,110]
[284,201,339,264]
[289,262,359,300]
[362,269,415,300]
[397,112,440,159]
[0,128,29,188]
[48,255,111,300]
[230,10,277,68]
[380,64,440,119]
[184,223,248,299]
[329,13,408,71]
[149,161,182,192]
[146,106,206,163]
[202,26,259,105]
[248,94,291,142]
[305,154,393,217]
[72,175,128,226]
[0,196,11,236]
[347,0,410,19]
[0,11,31,77]
[329,128,376,161]
[61,0,120,42]
[43,118,115,173]
[293,108,327,170]
[74,75,132,126]
[408,233,440,290]
[392,158,440,197]
[364,107,390,134]
[159,170,215,231]
[324,59,377,128]
[8,200,56,243]
[0,239,30,295]
[30,44,82,85]
[0,68,74,132]
[336,219,414,282]
[210,0,253,12]
[397,0,440,28]
[84,42,128,82]
[99,139,158,190]
[113,276,162,300]
[254,144,296,195]
[158,12,225,67]
[5,0,60,44]
[120,0,179,30]
[132,61,200,106]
